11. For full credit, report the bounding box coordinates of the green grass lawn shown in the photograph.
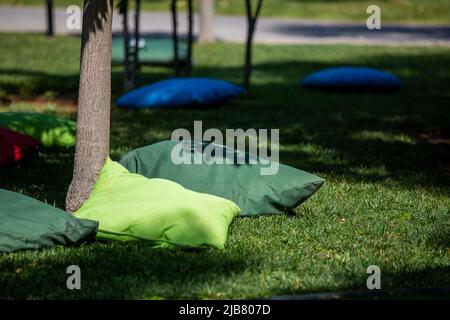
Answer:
[0,33,449,299]
[1,0,450,23]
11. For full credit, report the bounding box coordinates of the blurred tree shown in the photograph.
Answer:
[66,0,114,213]
[199,0,214,43]
[133,0,141,83]
[244,0,263,92]
[45,0,54,36]
[118,0,133,90]
[118,0,193,89]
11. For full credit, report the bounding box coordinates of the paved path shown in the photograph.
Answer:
[1,6,450,46]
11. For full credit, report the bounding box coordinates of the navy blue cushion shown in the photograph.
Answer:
[302,67,402,92]
[116,78,244,108]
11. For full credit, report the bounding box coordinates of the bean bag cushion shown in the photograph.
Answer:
[0,128,40,167]
[0,189,98,253]
[302,66,402,92]
[0,112,76,148]
[116,77,244,109]
[119,140,325,216]
[74,158,240,249]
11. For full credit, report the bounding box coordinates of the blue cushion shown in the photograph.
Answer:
[116,78,244,108]
[302,67,402,92]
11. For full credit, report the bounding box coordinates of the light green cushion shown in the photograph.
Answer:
[74,158,240,249]
[0,112,76,148]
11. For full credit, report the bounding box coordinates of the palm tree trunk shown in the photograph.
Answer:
[66,0,114,213]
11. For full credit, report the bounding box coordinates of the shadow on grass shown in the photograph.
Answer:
[0,241,258,299]
[426,219,450,251]
[265,264,450,300]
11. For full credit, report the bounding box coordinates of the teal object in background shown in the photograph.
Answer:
[111,36,188,63]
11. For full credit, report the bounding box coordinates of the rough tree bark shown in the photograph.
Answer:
[66,0,114,213]
[244,0,263,93]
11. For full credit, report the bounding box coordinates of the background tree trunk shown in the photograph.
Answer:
[120,0,133,90]
[131,0,141,86]
[244,0,263,93]
[198,0,214,43]
[66,0,114,213]
[186,0,193,75]
[171,0,180,75]
[45,0,54,36]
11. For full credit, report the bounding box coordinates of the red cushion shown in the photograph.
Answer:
[0,128,40,167]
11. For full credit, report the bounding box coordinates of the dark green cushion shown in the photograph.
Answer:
[119,140,325,216]
[0,189,98,253]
